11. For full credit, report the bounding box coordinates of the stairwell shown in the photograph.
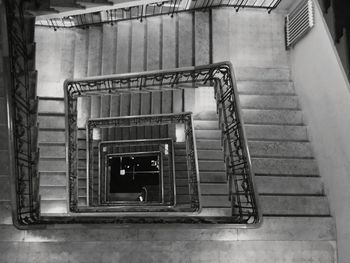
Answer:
[0,3,338,262]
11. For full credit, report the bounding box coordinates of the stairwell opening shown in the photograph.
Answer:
[107,152,162,203]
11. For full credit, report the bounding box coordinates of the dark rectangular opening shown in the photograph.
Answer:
[107,153,162,203]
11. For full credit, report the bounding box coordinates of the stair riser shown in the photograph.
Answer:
[248,141,314,158]
[194,110,304,125]
[38,130,65,143]
[240,95,299,109]
[38,100,64,114]
[237,81,295,95]
[201,176,324,195]
[245,125,308,141]
[40,173,66,186]
[196,125,308,141]
[242,109,303,125]
[252,158,319,176]
[39,144,65,158]
[201,195,330,215]
[255,176,324,195]
[41,200,67,214]
[38,115,65,129]
[235,67,291,81]
[39,159,66,172]
[40,186,66,200]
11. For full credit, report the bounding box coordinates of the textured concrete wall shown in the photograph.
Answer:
[212,8,289,69]
[290,1,350,262]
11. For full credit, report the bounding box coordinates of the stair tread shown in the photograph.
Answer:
[237,80,295,95]
[201,195,330,216]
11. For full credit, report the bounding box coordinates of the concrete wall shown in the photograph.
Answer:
[289,1,350,262]
[212,8,289,69]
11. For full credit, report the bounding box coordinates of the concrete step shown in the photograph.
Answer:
[199,171,226,183]
[248,141,314,158]
[161,90,173,114]
[116,21,131,74]
[245,124,308,141]
[196,140,222,150]
[194,109,304,125]
[242,109,304,125]
[261,196,330,216]
[172,89,184,113]
[130,20,145,72]
[40,186,66,200]
[101,24,117,75]
[202,195,330,215]
[197,150,224,160]
[255,176,324,195]
[40,172,66,186]
[146,16,161,71]
[38,114,65,129]
[235,67,291,81]
[87,26,102,77]
[193,111,217,120]
[201,176,324,196]
[60,28,76,80]
[162,15,177,69]
[195,130,221,139]
[73,29,88,78]
[90,95,101,119]
[237,80,295,95]
[194,11,210,65]
[0,236,336,261]
[16,216,336,241]
[196,125,308,142]
[130,93,141,116]
[39,158,67,172]
[239,94,299,109]
[38,98,65,114]
[39,143,66,158]
[41,200,67,213]
[252,157,319,176]
[38,129,65,143]
[193,120,219,130]
[178,12,193,67]
[199,161,225,172]
[200,183,227,195]
[237,216,335,241]
[77,96,91,128]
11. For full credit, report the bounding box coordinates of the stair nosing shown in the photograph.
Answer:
[238,92,296,96]
[38,96,65,101]
[240,94,298,98]
[251,155,315,160]
[244,122,304,126]
[38,112,65,116]
[40,157,66,160]
[255,173,320,178]
[39,142,66,145]
[242,107,301,111]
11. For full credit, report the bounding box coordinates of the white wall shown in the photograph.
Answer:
[289,1,350,262]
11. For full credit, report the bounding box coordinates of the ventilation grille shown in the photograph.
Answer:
[285,0,315,48]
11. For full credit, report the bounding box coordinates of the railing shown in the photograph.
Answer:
[36,0,283,30]
[3,0,40,226]
[97,140,174,207]
[65,61,261,224]
[72,115,199,213]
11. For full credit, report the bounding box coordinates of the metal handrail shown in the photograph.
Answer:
[36,0,282,30]
[65,62,261,225]
[69,112,200,213]
[3,0,41,227]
